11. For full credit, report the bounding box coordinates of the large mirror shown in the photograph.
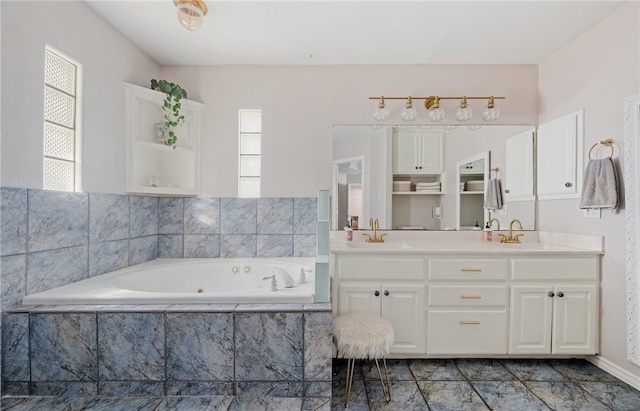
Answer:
[332,125,536,231]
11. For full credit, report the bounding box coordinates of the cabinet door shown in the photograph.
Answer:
[509,286,553,354]
[392,132,418,174]
[553,285,597,354]
[380,284,426,354]
[537,110,583,199]
[338,283,381,316]
[417,133,444,174]
[505,129,535,200]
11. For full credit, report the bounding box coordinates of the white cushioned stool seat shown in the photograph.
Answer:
[333,312,394,358]
[333,312,395,407]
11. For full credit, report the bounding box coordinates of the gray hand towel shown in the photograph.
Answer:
[579,158,618,209]
[483,178,503,210]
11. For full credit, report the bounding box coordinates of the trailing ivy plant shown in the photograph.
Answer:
[150,79,188,148]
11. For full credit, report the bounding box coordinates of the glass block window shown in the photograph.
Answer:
[239,110,261,198]
[43,49,78,191]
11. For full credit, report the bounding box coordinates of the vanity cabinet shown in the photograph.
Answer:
[338,283,426,354]
[124,82,203,196]
[427,258,509,354]
[393,131,444,175]
[509,257,598,355]
[536,110,584,200]
[332,248,600,358]
[333,255,426,354]
[510,285,597,355]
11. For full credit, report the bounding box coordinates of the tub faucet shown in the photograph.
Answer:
[271,267,294,288]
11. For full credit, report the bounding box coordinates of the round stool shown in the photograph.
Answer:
[333,312,395,407]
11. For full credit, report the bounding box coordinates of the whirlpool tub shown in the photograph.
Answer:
[21,258,316,305]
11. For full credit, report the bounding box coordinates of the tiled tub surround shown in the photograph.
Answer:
[2,303,332,398]
[0,187,318,310]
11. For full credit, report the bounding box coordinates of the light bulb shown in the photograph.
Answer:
[401,97,417,121]
[427,96,445,122]
[482,97,501,121]
[373,97,390,121]
[177,2,204,31]
[455,96,473,121]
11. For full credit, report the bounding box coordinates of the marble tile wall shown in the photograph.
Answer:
[0,188,318,310]
[158,197,317,259]
[0,188,159,310]
[1,303,332,398]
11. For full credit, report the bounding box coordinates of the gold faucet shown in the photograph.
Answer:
[498,219,524,243]
[488,218,501,231]
[363,218,387,243]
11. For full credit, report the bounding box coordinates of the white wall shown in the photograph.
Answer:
[538,1,640,376]
[161,64,538,197]
[1,1,160,193]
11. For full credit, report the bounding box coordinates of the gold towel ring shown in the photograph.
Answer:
[588,139,614,160]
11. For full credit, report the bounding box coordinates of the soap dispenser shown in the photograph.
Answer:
[483,222,493,242]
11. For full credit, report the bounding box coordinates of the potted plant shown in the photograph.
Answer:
[150,79,188,148]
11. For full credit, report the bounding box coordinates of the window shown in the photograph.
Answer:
[43,49,79,191]
[239,110,261,198]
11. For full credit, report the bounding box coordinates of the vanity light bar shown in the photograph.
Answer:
[369,95,505,122]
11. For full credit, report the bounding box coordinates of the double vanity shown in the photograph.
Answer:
[330,230,602,359]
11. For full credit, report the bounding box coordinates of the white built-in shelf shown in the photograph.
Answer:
[125,82,203,196]
[460,191,484,195]
[393,191,443,195]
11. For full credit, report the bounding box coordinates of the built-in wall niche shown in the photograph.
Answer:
[332,125,536,230]
[124,82,203,196]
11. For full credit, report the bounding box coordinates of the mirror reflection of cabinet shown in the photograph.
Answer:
[505,130,535,201]
[393,131,444,174]
[456,151,489,230]
[391,130,444,229]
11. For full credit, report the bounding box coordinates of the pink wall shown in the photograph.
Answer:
[538,1,639,377]
[1,1,160,193]
[161,64,537,197]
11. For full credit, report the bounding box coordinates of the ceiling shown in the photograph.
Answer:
[85,1,626,66]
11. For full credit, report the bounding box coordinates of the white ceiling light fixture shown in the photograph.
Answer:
[173,0,208,31]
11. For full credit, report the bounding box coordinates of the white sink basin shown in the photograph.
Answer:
[346,242,413,250]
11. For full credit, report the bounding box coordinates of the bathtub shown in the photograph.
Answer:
[21,258,316,305]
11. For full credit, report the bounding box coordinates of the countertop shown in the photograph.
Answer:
[330,231,604,256]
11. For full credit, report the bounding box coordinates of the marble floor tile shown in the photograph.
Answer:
[227,395,303,411]
[500,359,568,381]
[471,381,551,411]
[524,381,610,411]
[454,359,516,381]
[578,381,640,410]
[362,359,414,381]
[154,396,234,410]
[365,380,427,411]
[0,396,95,411]
[303,397,331,411]
[408,359,465,381]
[84,396,164,410]
[331,379,369,410]
[549,359,620,382]
[417,380,489,411]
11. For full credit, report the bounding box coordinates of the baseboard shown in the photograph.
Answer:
[587,355,640,391]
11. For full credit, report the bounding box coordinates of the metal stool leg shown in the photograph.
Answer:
[374,357,391,402]
[344,358,356,408]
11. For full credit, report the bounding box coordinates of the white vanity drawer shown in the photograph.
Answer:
[338,257,424,280]
[428,259,508,281]
[511,258,597,281]
[427,310,508,355]
[428,285,508,307]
